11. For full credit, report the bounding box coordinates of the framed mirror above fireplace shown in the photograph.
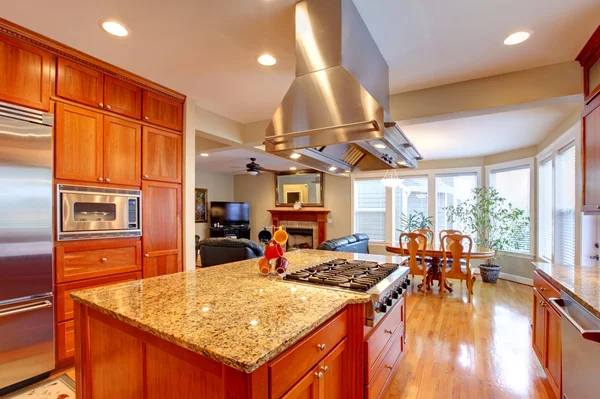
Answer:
[275,170,324,207]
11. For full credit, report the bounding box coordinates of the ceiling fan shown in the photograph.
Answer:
[231,158,278,175]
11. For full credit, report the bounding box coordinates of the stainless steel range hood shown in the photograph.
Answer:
[265,0,422,174]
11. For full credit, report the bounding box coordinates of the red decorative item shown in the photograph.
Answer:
[275,257,289,275]
[264,240,284,260]
[259,258,271,275]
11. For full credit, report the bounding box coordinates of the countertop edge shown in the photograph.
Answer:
[71,293,370,373]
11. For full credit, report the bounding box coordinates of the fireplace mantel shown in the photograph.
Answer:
[268,209,330,245]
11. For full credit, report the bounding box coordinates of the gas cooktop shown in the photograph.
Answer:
[283,258,410,326]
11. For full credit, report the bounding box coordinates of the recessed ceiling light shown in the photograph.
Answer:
[329,166,337,172]
[397,160,407,166]
[258,54,276,66]
[101,20,129,37]
[200,153,209,157]
[290,153,301,159]
[503,31,532,45]
[373,143,387,149]
[289,166,297,170]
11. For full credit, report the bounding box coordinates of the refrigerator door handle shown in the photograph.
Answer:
[0,300,52,318]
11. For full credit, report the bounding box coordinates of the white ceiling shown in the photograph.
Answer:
[2,0,598,124]
[401,102,581,160]
[196,148,305,174]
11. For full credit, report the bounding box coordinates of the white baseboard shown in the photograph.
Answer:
[497,272,533,286]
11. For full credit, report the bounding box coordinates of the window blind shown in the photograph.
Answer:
[555,144,575,265]
[435,173,478,247]
[394,177,428,240]
[354,179,386,241]
[538,158,553,261]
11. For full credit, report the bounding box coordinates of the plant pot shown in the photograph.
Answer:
[479,264,501,284]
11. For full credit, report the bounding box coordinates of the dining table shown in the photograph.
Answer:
[385,244,495,293]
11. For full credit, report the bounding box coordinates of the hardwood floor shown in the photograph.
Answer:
[37,279,552,399]
[383,278,554,399]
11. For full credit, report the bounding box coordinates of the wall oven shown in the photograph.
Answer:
[57,185,141,241]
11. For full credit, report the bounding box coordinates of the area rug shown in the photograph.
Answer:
[2,375,75,399]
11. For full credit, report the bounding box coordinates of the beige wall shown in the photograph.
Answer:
[195,170,235,239]
[234,173,351,243]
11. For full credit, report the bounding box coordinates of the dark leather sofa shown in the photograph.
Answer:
[198,238,264,267]
[316,233,370,254]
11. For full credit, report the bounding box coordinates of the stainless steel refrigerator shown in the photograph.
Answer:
[0,101,54,390]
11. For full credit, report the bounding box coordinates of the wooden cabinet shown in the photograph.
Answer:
[142,181,182,278]
[55,102,104,183]
[532,271,561,399]
[282,365,321,399]
[142,126,182,183]
[142,90,183,131]
[365,298,403,382]
[321,340,346,399]
[104,116,142,186]
[56,58,104,109]
[104,75,142,119]
[0,33,51,110]
[57,320,75,362]
[583,100,600,212]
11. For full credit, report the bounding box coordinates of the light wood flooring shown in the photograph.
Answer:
[383,278,554,399]
[24,279,552,399]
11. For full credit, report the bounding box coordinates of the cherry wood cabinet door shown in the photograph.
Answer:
[583,102,600,212]
[55,103,103,183]
[104,75,142,119]
[56,58,104,109]
[544,303,562,399]
[281,365,321,399]
[532,289,546,363]
[142,181,181,278]
[104,116,141,186]
[142,90,183,131]
[0,33,51,110]
[142,126,182,183]
[322,340,346,399]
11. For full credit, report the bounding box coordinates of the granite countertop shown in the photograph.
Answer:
[71,249,408,373]
[533,262,600,319]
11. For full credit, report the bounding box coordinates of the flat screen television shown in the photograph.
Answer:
[210,202,250,225]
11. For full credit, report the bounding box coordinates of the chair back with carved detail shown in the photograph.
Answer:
[399,233,428,273]
[412,229,434,249]
[439,229,462,250]
[441,234,476,303]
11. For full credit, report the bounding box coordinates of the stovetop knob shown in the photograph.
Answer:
[385,297,393,306]
[391,291,399,299]
[379,304,387,313]
[396,286,404,295]
[401,281,408,289]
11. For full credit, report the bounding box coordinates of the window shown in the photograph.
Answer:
[353,179,386,241]
[394,177,428,240]
[538,158,553,261]
[488,164,532,253]
[555,144,576,265]
[435,173,478,245]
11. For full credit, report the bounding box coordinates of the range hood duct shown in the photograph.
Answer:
[265,0,422,174]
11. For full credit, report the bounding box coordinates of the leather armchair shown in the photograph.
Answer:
[317,233,370,254]
[198,238,264,267]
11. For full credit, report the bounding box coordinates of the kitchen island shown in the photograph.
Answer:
[71,250,409,399]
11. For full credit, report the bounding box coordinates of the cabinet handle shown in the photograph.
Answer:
[314,372,323,379]
[98,177,104,182]
[320,366,328,373]
[145,254,150,258]
[384,365,393,370]
[384,329,393,335]
[597,204,600,210]
[101,258,108,262]
[105,178,111,182]
[539,287,547,292]
[144,116,149,121]
[106,104,112,110]
[144,174,149,179]
[316,344,326,351]
[99,102,104,108]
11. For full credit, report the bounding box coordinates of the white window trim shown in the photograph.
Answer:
[484,158,535,256]
[535,120,582,265]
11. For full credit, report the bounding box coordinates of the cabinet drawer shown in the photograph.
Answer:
[56,272,141,323]
[533,270,560,303]
[270,310,347,399]
[365,298,403,383]
[365,326,404,399]
[57,320,75,361]
[56,239,142,283]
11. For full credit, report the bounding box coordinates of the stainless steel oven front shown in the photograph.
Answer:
[57,185,141,240]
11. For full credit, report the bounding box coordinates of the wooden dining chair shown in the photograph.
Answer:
[438,229,461,250]
[441,234,475,303]
[399,233,431,295]
[412,229,434,248]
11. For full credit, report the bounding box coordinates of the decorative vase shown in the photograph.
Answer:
[479,264,501,284]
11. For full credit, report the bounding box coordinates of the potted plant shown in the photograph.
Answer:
[444,187,529,283]
[397,210,434,241]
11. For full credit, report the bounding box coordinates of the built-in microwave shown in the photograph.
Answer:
[57,184,142,241]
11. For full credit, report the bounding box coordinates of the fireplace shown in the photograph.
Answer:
[286,228,314,250]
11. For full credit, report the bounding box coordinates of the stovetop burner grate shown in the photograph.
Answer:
[284,259,400,292]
